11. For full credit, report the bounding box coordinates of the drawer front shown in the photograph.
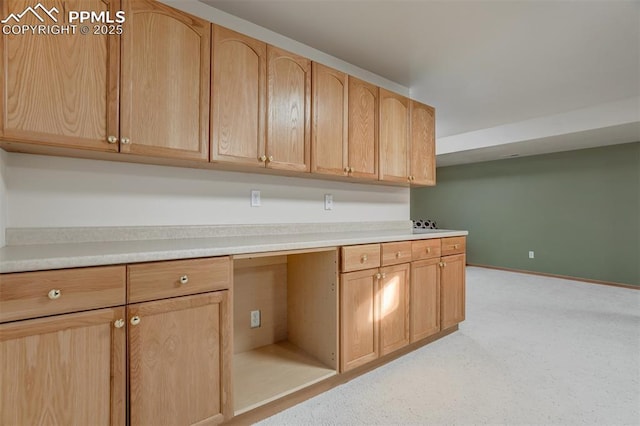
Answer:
[0,266,126,323]
[128,257,231,303]
[441,237,466,256]
[381,241,412,266]
[341,244,381,272]
[411,239,441,261]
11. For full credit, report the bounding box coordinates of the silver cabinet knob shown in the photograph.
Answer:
[107,135,118,144]
[130,316,141,326]
[179,275,189,285]
[114,319,125,329]
[121,137,131,145]
[48,289,61,300]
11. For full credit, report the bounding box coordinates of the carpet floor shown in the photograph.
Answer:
[256,266,640,425]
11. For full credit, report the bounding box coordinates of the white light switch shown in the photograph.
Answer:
[529,251,535,259]
[324,194,333,210]
[251,190,261,207]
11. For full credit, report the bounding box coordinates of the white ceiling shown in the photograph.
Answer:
[199,0,640,166]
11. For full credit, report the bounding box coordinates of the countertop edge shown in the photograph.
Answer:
[0,230,468,273]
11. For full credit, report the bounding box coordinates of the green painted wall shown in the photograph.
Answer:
[411,142,640,286]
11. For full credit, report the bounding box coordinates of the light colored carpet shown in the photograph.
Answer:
[257,266,640,425]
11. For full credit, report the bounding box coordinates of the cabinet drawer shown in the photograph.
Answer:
[441,237,466,256]
[381,242,412,266]
[411,239,441,260]
[341,244,381,272]
[128,257,231,303]
[0,266,126,323]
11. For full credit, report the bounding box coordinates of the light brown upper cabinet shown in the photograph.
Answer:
[120,0,210,161]
[211,26,266,167]
[267,46,311,172]
[311,63,348,176]
[0,0,120,152]
[348,77,379,179]
[379,88,410,183]
[311,67,378,180]
[410,100,436,185]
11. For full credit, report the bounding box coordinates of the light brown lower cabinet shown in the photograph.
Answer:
[340,268,379,372]
[340,262,410,372]
[0,307,127,426]
[129,290,231,425]
[378,263,410,356]
[441,253,466,330]
[410,258,441,342]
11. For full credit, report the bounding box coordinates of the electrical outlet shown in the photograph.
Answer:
[529,251,535,259]
[250,310,261,328]
[324,194,333,210]
[251,190,261,207]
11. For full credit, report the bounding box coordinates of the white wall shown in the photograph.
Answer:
[5,153,409,229]
[0,150,7,246]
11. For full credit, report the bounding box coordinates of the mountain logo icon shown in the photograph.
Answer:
[1,3,59,24]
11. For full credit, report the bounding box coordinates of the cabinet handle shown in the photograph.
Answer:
[375,272,382,280]
[439,262,444,267]
[426,247,431,253]
[267,155,274,163]
[114,319,125,329]
[349,167,354,173]
[258,155,267,162]
[48,289,61,300]
[361,254,368,263]
[120,137,130,145]
[381,272,387,279]
[130,316,141,326]
[453,244,460,249]
[395,252,401,258]
[344,167,349,174]
[179,275,189,285]
[107,135,118,144]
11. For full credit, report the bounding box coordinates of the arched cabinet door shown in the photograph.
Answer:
[211,25,266,168]
[312,62,348,176]
[120,0,210,161]
[1,0,120,152]
[348,77,379,180]
[379,88,410,183]
[266,45,311,172]
[410,100,436,186]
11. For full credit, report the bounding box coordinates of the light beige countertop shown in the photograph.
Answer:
[0,222,467,273]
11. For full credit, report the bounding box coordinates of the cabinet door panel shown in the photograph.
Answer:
[441,254,466,329]
[411,258,440,342]
[379,263,410,355]
[121,0,209,160]
[340,269,378,372]
[212,26,265,167]
[410,100,435,186]
[129,291,230,425]
[267,46,310,172]
[1,0,119,151]
[348,77,378,179]
[311,62,347,176]
[0,307,126,426]
[379,88,409,183]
